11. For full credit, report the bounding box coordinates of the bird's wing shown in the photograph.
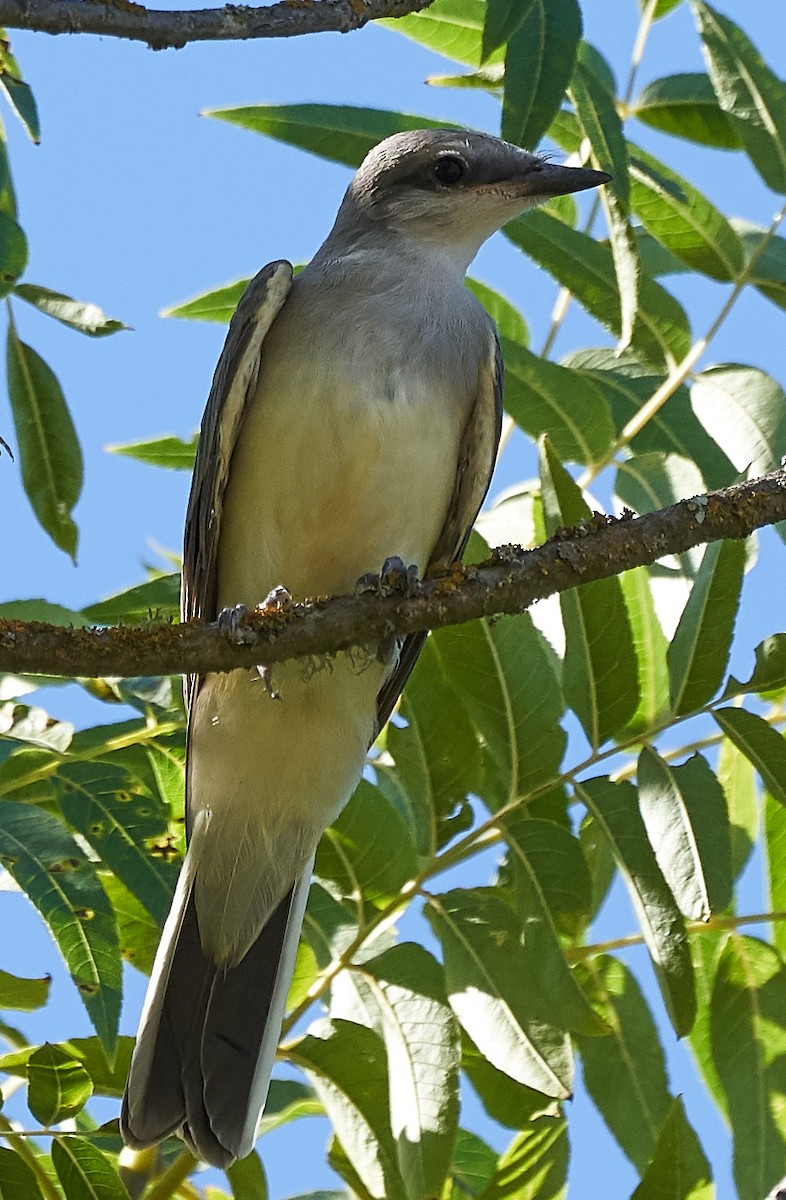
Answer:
[375,330,503,731]
[182,260,293,700]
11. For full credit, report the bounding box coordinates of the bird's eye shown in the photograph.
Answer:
[434,156,466,186]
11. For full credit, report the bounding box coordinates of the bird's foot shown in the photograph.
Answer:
[355,556,419,598]
[261,584,293,612]
[216,603,255,645]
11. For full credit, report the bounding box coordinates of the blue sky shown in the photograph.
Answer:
[2,1,786,1195]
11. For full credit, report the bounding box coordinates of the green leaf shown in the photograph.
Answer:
[6,328,83,559]
[290,1018,408,1200]
[620,567,671,734]
[0,802,121,1054]
[505,210,691,369]
[0,37,40,143]
[227,1152,267,1200]
[687,928,728,1121]
[0,598,86,627]
[258,1079,324,1135]
[0,966,50,1011]
[206,103,452,170]
[628,143,744,281]
[466,278,528,345]
[481,1116,568,1200]
[499,815,605,1034]
[732,220,786,312]
[631,1097,713,1200]
[0,212,26,296]
[336,943,460,1200]
[576,955,671,1172]
[27,1044,93,1125]
[726,634,786,699]
[633,73,741,149]
[502,0,582,149]
[433,612,567,811]
[0,1147,45,1200]
[713,707,786,808]
[502,340,615,466]
[14,285,127,336]
[162,278,248,323]
[80,574,181,624]
[540,441,639,746]
[449,1129,498,1198]
[425,888,573,1098]
[53,761,179,925]
[570,60,638,349]
[667,539,746,716]
[717,736,757,880]
[387,633,481,856]
[641,0,683,18]
[481,0,533,62]
[710,935,786,1199]
[765,795,786,962]
[562,349,735,489]
[575,777,696,1036]
[0,1036,134,1097]
[102,875,160,976]
[691,365,786,477]
[316,779,419,907]
[637,749,732,919]
[51,1137,130,1200]
[106,432,197,470]
[692,1,786,193]
[426,65,504,92]
[379,0,497,69]
[615,452,705,580]
[462,1032,559,1131]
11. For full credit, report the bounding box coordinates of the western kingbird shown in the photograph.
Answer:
[121,129,608,1167]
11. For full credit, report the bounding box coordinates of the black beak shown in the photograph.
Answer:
[509,161,611,199]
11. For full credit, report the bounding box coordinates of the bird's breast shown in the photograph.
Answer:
[216,309,474,607]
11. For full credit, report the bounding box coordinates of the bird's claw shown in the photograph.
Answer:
[217,603,256,645]
[355,556,419,598]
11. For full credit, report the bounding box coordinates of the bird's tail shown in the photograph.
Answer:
[121,857,312,1168]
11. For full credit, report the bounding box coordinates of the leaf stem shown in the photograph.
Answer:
[569,908,786,960]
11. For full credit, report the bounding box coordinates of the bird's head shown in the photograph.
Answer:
[335,128,609,273]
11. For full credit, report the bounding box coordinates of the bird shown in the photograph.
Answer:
[120,128,609,1168]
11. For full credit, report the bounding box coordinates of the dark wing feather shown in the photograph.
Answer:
[375,330,503,731]
[182,260,293,703]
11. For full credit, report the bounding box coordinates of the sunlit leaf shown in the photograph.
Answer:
[80,574,181,624]
[692,1,786,193]
[6,329,82,560]
[540,441,639,746]
[575,955,671,1171]
[620,567,671,734]
[379,0,498,69]
[575,777,695,1036]
[633,73,741,149]
[631,1097,713,1200]
[227,1151,268,1200]
[628,143,743,281]
[51,1136,130,1200]
[106,433,197,470]
[667,539,746,716]
[290,1018,407,1200]
[713,707,786,808]
[502,0,581,150]
[0,803,120,1054]
[14,285,127,336]
[691,365,786,477]
[426,888,573,1097]
[482,1116,568,1200]
[637,748,732,920]
[162,278,248,323]
[506,210,691,368]
[710,935,786,1199]
[0,966,50,1011]
[27,1044,93,1125]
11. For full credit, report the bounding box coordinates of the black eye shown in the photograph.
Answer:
[434,156,466,186]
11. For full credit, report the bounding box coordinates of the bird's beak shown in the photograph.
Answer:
[499,161,611,200]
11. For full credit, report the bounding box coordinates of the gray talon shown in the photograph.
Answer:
[217,604,256,645]
[262,585,292,611]
[356,557,420,598]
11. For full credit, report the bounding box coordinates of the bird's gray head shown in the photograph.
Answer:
[330,128,609,272]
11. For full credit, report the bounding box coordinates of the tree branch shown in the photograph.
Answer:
[0,0,436,50]
[1,469,784,679]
